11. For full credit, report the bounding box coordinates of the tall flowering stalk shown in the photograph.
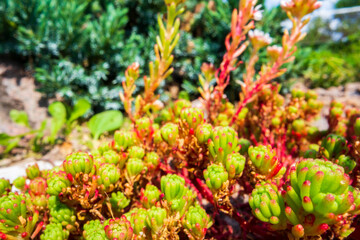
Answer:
[229,0,322,125]
[120,0,186,121]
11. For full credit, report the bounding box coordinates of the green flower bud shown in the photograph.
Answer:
[126,158,145,177]
[208,126,239,164]
[48,196,76,227]
[128,146,145,159]
[47,171,71,196]
[303,149,317,159]
[330,107,343,118]
[292,119,305,133]
[320,134,348,159]
[159,108,172,122]
[63,151,94,177]
[180,107,205,130]
[182,205,213,239]
[195,124,212,144]
[40,223,69,240]
[225,153,245,179]
[102,150,120,165]
[153,129,163,144]
[249,182,286,228]
[114,130,134,151]
[26,164,40,180]
[336,155,356,173]
[140,184,161,208]
[97,142,112,156]
[160,123,179,145]
[144,152,160,169]
[83,220,107,240]
[271,117,281,127]
[305,90,317,100]
[170,188,196,214]
[173,99,191,117]
[203,164,228,191]
[239,138,251,155]
[291,89,305,99]
[161,174,186,202]
[355,118,360,136]
[13,176,26,190]
[146,206,167,233]
[110,191,130,211]
[124,208,148,235]
[0,179,10,196]
[97,163,120,190]
[29,177,47,196]
[104,216,133,240]
[248,145,285,178]
[135,117,153,138]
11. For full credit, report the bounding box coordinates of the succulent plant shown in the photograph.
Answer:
[144,152,160,169]
[135,117,153,138]
[128,146,145,159]
[225,153,246,179]
[126,158,145,177]
[83,220,107,240]
[13,176,26,190]
[238,138,251,155]
[102,150,121,165]
[48,196,76,228]
[248,145,285,179]
[173,99,191,117]
[110,191,130,211]
[249,182,286,228]
[208,126,240,164]
[0,179,11,196]
[114,130,134,151]
[29,177,47,196]
[104,216,133,240]
[320,134,349,159]
[46,171,71,196]
[335,155,356,174]
[204,164,228,191]
[124,208,149,235]
[180,107,205,130]
[26,164,40,180]
[161,123,179,145]
[182,205,213,239]
[146,206,167,234]
[161,174,186,202]
[195,123,213,144]
[140,184,161,208]
[63,151,94,177]
[40,223,69,240]
[97,163,120,190]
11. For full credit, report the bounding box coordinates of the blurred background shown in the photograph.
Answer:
[0,0,359,165]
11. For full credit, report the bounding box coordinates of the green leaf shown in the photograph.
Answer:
[68,98,91,123]
[0,133,13,145]
[9,110,30,128]
[4,138,20,154]
[88,110,123,140]
[48,102,67,144]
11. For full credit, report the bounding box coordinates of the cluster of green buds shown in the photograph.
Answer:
[135,117,153,139]
[63,151,95,182]
[335,155,356,174]
[48,196,76,229]
[140,184,161,208]
[182,205,213,240]
[160,174,195,213]
[208,126,240,164]
[248,145,285,179]
[26,164,40,180]
[40,223,69,240]
[160,123,179,145]
[173,99,191,117]
[13,176,26,191]
[0,192,40,239]
[195,123,212,144]
[203,164,228,191]
[96,163,120,191]
[104,216,133,240]
[284,159,358,238]
[114,130,134,152]
[225,153,246,179]
[110,191,130,212]
[180,107,205,131]
[0,179,10,196]
[146,206,167,234]
[28,177,48,211]
[83,220,107,240]
[320,134,348,160]
[249,182,286,229]
[144,152,160,170]
[46,171,71,196]
[101,150,120,165]
[124,208,148,236]
[126,158,146,178]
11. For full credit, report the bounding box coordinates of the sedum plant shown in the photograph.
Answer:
[2,0,360,239]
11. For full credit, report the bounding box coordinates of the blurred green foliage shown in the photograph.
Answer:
[336,0,360,8]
